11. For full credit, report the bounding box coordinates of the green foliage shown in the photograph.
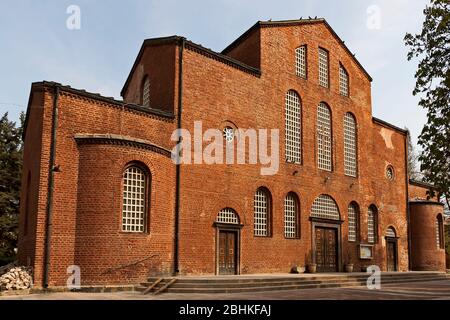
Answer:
[0,112,24,264]
[404,0,450,210]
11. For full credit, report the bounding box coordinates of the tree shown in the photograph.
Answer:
[405,127,421,181]
[404,0,450,210]
[0,112,24,265]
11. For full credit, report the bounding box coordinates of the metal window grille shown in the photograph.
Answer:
[142,77,150,107]
[217,208,239,224]
[295,46,307,78]
[284,194,298,238]
[344,113,357,177]
[339,65,349,96]
[436,217,441,249]
[386,227,396,238]
[122,166,146,233]
[254,189,269,236]
[368,206,376,244]
[348,203,357,241]
[317,103,332,171]
[386,166,394,181]
[318,48,329,88]
[311,195,339,220]
[285,91,301,163]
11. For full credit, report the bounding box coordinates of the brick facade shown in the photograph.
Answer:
[18,19,446,288]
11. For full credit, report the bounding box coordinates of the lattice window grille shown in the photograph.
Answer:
[284,194,298,238]
[285,91,301,163]
[143,77,150,107]
[318,48,329,88]
[311,195,339,220]
[317,103,332,171]
[344,113,357,177]
[122,166,146,233]
[254,189,269,236]
[436,218,441,249]
[339,65,349,96]
[348,204,357,241]
[217,208,239,224]
[368,207,376,244]
[386,227,396,238]
[296,46,307,78]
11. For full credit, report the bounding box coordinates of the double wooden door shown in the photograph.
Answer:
[218,231,237,275]
[315,227,338,272]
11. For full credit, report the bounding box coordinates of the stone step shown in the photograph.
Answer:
[136,275,449,294]
[146,273,448,286]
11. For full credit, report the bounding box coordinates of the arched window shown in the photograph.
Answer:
[295,45,307,78]
[122,165,148,233]
[368,205,378,244]
[285,90,301,163]
[348,202,359,242]
[217,208,239,224]
[317,103,332,171]
[254,188,271,237]
[311,194,340,220]
[339,64,349,96]
[436,214,444,249]
[284,193,300,238]
[142,76,150,107]
[344,112,357,177]
[386,226,396,238]
[318,48,329,88]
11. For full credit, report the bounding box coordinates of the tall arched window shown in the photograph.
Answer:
[285,90,301,163]
[254,188,271,237]
[368,205,378,244]
[344,112,357,177]
[142,76,150,107]
[348,202,359,242]
[436,214,444,249]
[311,194,340,220]
[122,165,149,233]
[318,48,329,88]
[284,193,300,238]
[317,103,332,171]
[295,45,307,78]
[339,64,349,96]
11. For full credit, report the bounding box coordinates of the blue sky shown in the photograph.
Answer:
[0,0,429,147]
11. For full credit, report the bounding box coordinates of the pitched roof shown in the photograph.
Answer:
[222,18,373,82]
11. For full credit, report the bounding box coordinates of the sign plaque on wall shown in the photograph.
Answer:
[359,244,373,260]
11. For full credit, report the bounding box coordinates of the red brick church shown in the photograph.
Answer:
[18,19,446,288]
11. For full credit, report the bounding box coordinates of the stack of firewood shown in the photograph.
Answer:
[0,264,32,291]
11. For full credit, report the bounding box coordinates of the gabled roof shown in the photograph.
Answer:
[222,18,373,82]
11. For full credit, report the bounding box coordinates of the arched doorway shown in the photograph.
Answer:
[385,227,398,271]
[310,195,342,272]
[214,208,242,275]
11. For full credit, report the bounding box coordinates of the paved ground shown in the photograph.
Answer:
[2,279,450,300]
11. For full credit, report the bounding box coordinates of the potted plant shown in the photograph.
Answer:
[344,249,354,273]
[305,250,317,273]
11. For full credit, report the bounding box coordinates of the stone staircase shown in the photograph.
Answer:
[136,272,450,295]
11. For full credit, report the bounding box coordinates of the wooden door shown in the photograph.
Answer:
[315,227,338,272]
[218,231,237,275]
[386,239,397,271]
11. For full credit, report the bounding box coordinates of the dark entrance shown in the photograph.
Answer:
[386,238,398,271]
[315,227,338,272]
[218,231,237,275]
